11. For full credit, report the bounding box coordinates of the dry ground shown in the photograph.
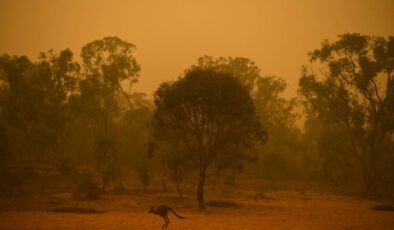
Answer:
[0,190,393,230]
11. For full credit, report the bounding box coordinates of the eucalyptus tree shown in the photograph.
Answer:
[299,33,394,195]
[152,69,265,208]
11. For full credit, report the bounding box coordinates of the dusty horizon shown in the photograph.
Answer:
[1,1,394,229]
[1,0,393,97]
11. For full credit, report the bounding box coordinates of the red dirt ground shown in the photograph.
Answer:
[0,191,393,229]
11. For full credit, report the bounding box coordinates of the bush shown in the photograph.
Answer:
[261,154,292,180]
[113,182,127,195]
[49,207,105,214]
[0,168,30,197]
[206,200,239,207]
[73,174,101,199]
[137,165,151,191]
[59,158,74,176]
[371,204,394,212]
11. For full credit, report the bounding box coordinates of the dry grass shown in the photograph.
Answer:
[0,190,393,230]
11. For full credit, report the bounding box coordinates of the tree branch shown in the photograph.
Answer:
[371,79,384,108]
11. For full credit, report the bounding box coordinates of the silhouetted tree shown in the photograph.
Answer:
[0,50,79,164]
[190,56,300,181]
[189,56,261,91]
[79,37,141,192]
[117,94,153,191]
[79,36,140,136]
[81,36,140,110]
[299,33,394,196]
[152,69,265,208]
[261,153,291,187]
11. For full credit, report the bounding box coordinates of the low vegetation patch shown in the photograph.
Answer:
[371,204,394,212]
[48,207,105,214]
[206,200,239,208]
[254,192,276,200]
[73,175,102,200]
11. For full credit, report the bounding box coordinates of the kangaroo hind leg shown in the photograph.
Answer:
[162,216,169,229]
[165,216,170,229]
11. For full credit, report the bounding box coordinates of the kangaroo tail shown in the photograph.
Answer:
[169,208,186,219]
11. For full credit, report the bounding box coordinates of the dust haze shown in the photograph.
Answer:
[0,0,394,229]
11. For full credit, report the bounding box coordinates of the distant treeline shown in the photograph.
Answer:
[0,34,393,206]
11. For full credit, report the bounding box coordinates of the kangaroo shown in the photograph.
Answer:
[149,205,186,229]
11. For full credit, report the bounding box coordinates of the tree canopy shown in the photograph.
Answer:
[299,33,394,195]
[152,68,265,208]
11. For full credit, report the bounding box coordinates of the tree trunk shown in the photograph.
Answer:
[364,172,377,197]
[162,177,168,192]
[346,118,384,197]
[364,149,379,197]
[176,182,183,198]
[197,173,206,209]
[364,124,385,197]
[210,177,216,191]
[225,170,236,186]
[102,175,107,194]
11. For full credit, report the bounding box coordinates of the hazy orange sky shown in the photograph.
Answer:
[1,0,393,97]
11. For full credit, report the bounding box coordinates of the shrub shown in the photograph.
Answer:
[0,168,30,197]
[73,174,101,199]
[206,200,239,207]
